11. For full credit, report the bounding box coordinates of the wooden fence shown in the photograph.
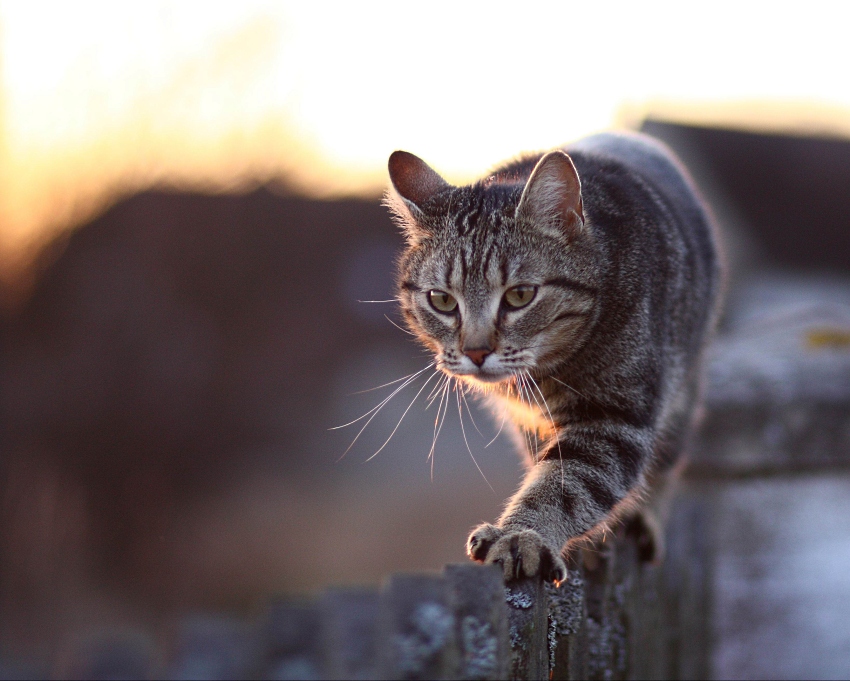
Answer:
[45,275,850,680]
[59,506,707,681]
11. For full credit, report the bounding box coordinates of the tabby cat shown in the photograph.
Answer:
[385,132,722,584]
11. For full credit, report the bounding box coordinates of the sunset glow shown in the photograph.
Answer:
[1,0,849,290]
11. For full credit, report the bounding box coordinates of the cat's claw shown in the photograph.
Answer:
[467,524,567,585]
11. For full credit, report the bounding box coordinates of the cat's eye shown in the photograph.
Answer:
[504,285,537,309]
[428,290,458,313]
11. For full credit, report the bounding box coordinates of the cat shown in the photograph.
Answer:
[384,131,722,584]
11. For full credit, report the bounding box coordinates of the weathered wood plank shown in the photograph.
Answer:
[444,563,511,680]
[504,577,548,680]
[378,573,460,680]
[321,588,380,680]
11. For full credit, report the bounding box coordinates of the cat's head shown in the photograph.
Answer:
[385,150,600,388]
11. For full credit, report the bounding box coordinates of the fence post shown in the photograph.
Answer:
[504,576,549,680]
[320,588,380,680]
[165,615,259,680]
[378,573,460,679]
[260,600,323,680]
[548,557,588,680]
[444,563,511,680]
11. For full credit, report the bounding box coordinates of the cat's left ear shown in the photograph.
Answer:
[516,151,584,238]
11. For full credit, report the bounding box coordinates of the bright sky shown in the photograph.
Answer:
[1,0,849,286]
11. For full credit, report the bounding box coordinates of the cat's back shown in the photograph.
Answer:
[565,131,723,373]
[567,131,699,210]
[568,131,720,290]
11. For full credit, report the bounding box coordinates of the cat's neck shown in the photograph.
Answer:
[482,378,560,440]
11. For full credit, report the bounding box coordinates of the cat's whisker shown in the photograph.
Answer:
[549,376,611,417]
[357,298,400,303]
[336,370,430,461]
[548,375,588,400]
[525,371,561,449]
[516,375,539,461]
[350,364,433,395]
[526,370,566,490]
[485,403,509,448]
[459,386,485,438]
[384,314,417,336]
[428,376,452,479]
[429,378,449,460]
[426,373,450,408]
[455,386,495,493]
[484,377,517,448]
[364,368,442,463]
[332,366,430,431]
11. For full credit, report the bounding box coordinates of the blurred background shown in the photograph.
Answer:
[1,0,850,670]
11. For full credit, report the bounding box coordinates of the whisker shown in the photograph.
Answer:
[485,403,509,448]
[455,384,494,493]
[548,375,587,400]
[516,375,538,461]
[549,375,610,417]
[485,376,516,448]
[525,371,560,438]
[384,314,416,336]
[335,370,429,461]
[426,372,449,408]
[364,369,441,462]
[357,298,399,303]
[526,371,566,489]
[331,365,430,430]
[459,385,485,438]
[428,377,452,480]
[351,365,431,395]
[429,379,449,460]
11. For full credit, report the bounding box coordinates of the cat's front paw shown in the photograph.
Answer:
[467,523,504,561]
[467,524,567,585]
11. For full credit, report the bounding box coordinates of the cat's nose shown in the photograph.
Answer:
[464,348,492,367]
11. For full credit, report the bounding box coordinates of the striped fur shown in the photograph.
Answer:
[386,132,722,583]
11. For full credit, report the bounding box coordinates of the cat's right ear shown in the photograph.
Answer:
[388,151,450,208]
[385,151,451,244]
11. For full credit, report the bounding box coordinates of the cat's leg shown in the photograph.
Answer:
[628,395,701,562]
[468,425,651,583]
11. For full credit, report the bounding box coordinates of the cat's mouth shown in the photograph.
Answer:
[472,369,514,384]
[438,352,521,385]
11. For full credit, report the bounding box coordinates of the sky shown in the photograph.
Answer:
[0,0,849,283]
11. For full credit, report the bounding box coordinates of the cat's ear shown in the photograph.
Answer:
[516,151,584,238]
[385,151,451,244]
[388,151,450,208]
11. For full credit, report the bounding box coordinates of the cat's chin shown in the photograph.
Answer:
[458,371,515,388]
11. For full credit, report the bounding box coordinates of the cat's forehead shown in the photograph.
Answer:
[426,183,521,231]
[415,232,545,294]
[406,183,557,291]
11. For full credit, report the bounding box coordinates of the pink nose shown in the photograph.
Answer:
[464,348,492,367]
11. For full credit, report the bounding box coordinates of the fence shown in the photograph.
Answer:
[42,275,850,680]
[57,513,706,681]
